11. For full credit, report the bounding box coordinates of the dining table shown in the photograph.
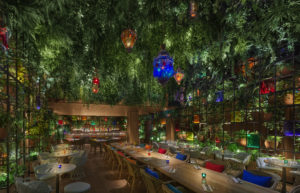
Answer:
[111,143,278,193]
[50,150,80,163]
[267,158,300,193]
[37,163,76,193]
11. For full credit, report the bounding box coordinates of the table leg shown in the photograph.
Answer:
[56,174,59,193]
[282,167,286,193]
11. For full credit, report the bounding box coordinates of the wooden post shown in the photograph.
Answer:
[166,118,175,141]
[127,111,139,144]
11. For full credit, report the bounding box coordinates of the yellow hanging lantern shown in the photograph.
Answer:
[173,68,184,85]
[160,118,166,125]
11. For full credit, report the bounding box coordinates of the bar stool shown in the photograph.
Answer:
[64,182,91,193]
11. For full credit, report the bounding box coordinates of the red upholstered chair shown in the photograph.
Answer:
[158,148,167,154]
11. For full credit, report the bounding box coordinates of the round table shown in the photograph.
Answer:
[268,159,300,193]
[51,163,76,193]
[50,150,80,163]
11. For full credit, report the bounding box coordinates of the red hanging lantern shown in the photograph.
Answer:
[0,27,10,51]
[92,77,99,85]
[121,29,137,52]
[58,120,63,125]
[260,79,275,94]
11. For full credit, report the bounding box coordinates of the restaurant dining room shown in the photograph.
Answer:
[0,0,300,193]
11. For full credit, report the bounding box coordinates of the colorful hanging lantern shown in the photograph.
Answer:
[0,26,10,51]
[260,79,275,94]
[58,120,63,125]
[92,77,99,85]
[104,117,108,122]
[92,84,99,94]
[174,68,184,85]
[121,29,137,52]
[189,1,198,18]
[215,91,224,102]
[193,115,200,124]
[91,121,96,126]
[284,121,300,136]
[160,118,167,125]
[153,45,175,85]
[81,116,87,121]
[36,95,41,110]
[241,57,257,76]
[215,137,221,143]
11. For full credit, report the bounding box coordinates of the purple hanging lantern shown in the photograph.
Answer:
[36,95,41,110]
[215,91,224,102]
[284,121,300,136]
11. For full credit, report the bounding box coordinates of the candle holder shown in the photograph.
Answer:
[166,160,170,164]
[202,173,206,178]
[58,164,62,169]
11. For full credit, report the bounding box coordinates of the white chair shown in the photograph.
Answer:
[230,152,252,166]
[256,157,282,172]
[15,177,52,193]
[70,151,88,180]
[38,152,57,165]
[64,182,90,193]
[33,163,56,188]
[290,185,300,193]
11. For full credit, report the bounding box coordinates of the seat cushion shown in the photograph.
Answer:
[166,184,183,193]
[205,161,225,173]
[176,153,187,161]
[64,182,91,193]
[145,167,159,179]
[127,158,137,165]
[242,170,272,187]
[158,148,167,154]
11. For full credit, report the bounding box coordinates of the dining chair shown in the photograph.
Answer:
[140,168,165,193]
[124,157,142,193]
[162,183,189,193]
[290,185,300,193]
[113,151,126,178]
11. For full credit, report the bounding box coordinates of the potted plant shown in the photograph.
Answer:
[264,136,282,149]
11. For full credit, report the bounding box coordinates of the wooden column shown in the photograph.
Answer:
[166,118,175,141]
[127,111,139,144]
[145,120,152,144]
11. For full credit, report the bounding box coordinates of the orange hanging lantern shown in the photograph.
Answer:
[92,84,99,94]
[189,1,197,18]
[82,116,87,121]
[193,115,200,124]
[121,29,137,52]
[174,68,184,85]
[241,57,257,76]
[160,118,167,125]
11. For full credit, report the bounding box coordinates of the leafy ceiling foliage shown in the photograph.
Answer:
[0,0,299,105]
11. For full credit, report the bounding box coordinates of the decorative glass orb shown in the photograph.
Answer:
[121,29,137,52]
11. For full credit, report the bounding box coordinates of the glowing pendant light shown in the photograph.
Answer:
[121,29,137,52]
[174,68,184,85]
[189,1,198,18]
[153,45,174,85]
[92,84,99,94]
[93,77,99,85]
[193,115,200,124]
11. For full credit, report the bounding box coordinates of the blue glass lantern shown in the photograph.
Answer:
[153,45,174,85]
[284,121,300,136]
[215,91,224,102]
